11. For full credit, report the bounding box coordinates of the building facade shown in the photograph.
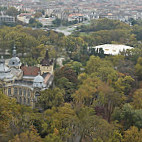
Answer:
[1,47,54,108]
[0,15,15,25]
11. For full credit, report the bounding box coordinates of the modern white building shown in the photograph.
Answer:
[92,44,133,55]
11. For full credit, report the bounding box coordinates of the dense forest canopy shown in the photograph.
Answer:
[1,18,142,142]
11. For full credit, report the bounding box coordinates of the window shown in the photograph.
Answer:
[23,89,26,96]
[28,98,30,105]
[105,49,109,51]
[35,92,40,102]
[19,97,22,104]
[28,90,30,98]
[19,88,22,96]
[8,88,11,96]
[14,87,18,95]
[24,97,26,104]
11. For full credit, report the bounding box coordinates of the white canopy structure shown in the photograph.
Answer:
[92,44,133,55]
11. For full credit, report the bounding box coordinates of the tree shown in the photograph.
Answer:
[112,104,133,130]
[0,91,20,135]
[85,56,102,74]
[29,18,43,28]
[79,18,130,32]
[78,72,88,84]
[44,134,62,142]
[56,77,75,102]
[131,89,142,109]
[66,61,83,75]
[123,126,142,142]
[135,57,142,80]
[132,25,142,40]
[112,104,142,130]
[114,76,134,95]
[9,126,43,142]
[29,18,36,24]
[91,65,118,84]
[52,18,61,27]
[77,107,118,142]
[116,59,135,78]
[42,103,79,142]
[0,91,38,141]
[6,7,19,17]
[63,36,87,60]
[73,76,125,121]
[86,56,118,84]
[38,88,64,110]
[32,44,47,59]
[34,12,42,18]
[55,66,78,84]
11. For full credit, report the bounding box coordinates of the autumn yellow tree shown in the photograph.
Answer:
[131,89,142,109]
[123,126,142,142]
[9,126,43,142]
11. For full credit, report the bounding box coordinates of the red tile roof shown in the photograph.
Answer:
[21,66,40,76]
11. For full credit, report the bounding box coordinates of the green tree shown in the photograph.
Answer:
[29,18,36,24]
[0,91,20,134]
[43,103,79,142]
[6,7,19,17]
[56,77,75,102]
[114,76,134,95]
[113,104,142,130]
[52,18,61,27]
[131,89,142,109]
[77,107,118,142]
[44,134,62,142]
[34,12,42,18]
[55,66,78,84]
[38,88,64,110]
[9,126,43,142]
[66,61,83,75]
[135,57,142,80]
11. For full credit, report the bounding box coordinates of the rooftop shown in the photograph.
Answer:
[21,66,40,76]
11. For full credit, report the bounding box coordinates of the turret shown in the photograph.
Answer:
[8,46,21,69]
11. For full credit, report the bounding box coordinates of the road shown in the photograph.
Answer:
[54,26,76,36]
[53,21,90,36]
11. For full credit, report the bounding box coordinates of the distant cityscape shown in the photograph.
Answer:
[0,0,142,27]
